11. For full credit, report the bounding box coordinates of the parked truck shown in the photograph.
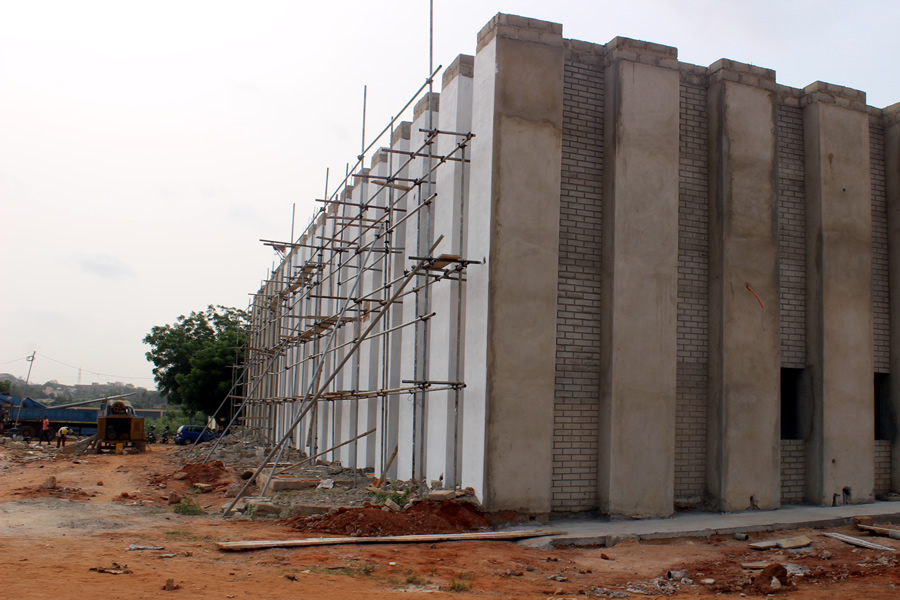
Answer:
[0,393,137,439]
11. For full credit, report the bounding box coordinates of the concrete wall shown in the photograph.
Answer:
[243,12,898,518]
[598,39,680,518]
[463,14,564,513]
[706,60,781,511]
[803,82,874,505]
[885,103,900,490]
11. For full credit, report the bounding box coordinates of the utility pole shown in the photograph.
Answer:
[13,351,36,427]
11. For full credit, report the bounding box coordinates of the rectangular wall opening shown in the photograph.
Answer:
[781,368,811,440]
[875,373,893,441]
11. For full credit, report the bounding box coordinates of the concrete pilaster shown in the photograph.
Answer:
[426,55,473,488]
[884,103,900,491]
[706,60,781,511]
[803,82,874,505]
[375,121,410,479]
[355,150,390,468]
[319,202,338,461]
[336,170,371,468]
[598,38,680,518]
[398,93,439,480]
[463,14,564,513]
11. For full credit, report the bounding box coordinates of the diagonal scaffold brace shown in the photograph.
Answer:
[222,234,447,517]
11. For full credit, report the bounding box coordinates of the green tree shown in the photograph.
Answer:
[0,380,10,395]
[143,305,247,418]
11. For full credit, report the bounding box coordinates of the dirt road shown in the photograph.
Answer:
[2,443,899,598]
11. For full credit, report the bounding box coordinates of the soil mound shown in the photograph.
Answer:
[174,460,231,485]
[288,500,491,537]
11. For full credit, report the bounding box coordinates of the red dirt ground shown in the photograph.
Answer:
[288,500,492,536]
[2,443,900,599]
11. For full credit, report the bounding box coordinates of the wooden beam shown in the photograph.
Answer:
[858,523,900,540]
[216,529,566,551]
[822,532,898,552]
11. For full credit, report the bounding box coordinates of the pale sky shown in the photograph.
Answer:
[1,0,897,388]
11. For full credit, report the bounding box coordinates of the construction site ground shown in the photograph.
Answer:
[2,440,900,599]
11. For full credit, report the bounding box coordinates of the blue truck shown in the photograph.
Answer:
[0,393,139,439]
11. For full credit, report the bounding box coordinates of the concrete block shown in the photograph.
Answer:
[270,478,320,491]
[429,489,457,501]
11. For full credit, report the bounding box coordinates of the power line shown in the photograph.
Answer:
[0,356,31,366]
[33,352,154,382]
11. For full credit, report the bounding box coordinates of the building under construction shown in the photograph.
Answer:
[237,13,900,519]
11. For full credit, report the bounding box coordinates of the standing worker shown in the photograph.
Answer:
[56,425,69,448]
[40,415,51,445]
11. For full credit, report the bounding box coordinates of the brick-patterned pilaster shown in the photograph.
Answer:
[777,97,807,369]
[875,440,892,495]
[675,69,709,504]
[871,114,890,373]
[553,56,604,512]
[781,440,806,503]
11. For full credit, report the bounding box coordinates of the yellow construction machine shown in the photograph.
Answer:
[96,399,146,452]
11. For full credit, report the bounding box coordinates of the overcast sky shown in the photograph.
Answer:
[1,0,897,389]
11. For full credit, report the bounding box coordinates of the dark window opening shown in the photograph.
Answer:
[875,373,893,441]
[781,368,811,440]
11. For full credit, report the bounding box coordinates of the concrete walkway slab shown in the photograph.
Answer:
[516,501,900,548]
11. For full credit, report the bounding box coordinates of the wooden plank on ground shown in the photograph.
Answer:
[822,532,898,552]
[216,529,567,552]
[857,524,900,540]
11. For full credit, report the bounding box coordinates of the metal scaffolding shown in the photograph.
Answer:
[203,58,476,515]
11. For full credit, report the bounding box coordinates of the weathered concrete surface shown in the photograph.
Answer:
[707,66,781,511]
[885,103,900,492]
[463,15,564,513]
[803,82,874,505]
[598,43,680,518]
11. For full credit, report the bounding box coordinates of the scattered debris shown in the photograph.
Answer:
[126,544,165,551]
[428,489,456,501]
[162,578,180,591]
[749,563,788,595]
[749,534,812,550]
[90,563,132,575]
